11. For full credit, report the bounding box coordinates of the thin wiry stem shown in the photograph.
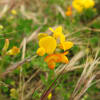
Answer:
[0,55,37,78]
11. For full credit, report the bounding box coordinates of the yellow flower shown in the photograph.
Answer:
[0,25,4,30]
[72,0,83,12]
[49,26,65,43]
[36,26,73,70]
[72,0,95,12]
[11,9,17,15]
[38,36,57,54]
[7,46,20,56]
[48,93,52,100]
[44,51,69,69]
[37,47,45,56]
[83,0,95,8]
[59,41,73,51]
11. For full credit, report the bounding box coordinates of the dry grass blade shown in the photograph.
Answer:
[19,37,27,100]
[72,61,89,97]
[73,74,96,100]
[70,51,100,100]
[22,69,41,99]
[56,5,66,18]
[0,5,8,18]
[20,27,42,49]
[20,5,39,23]
[65,27,100,38]
[24,80,42,100]
[0,55,37,78]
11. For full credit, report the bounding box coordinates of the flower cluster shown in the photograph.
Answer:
[72,0,95,12]
[36,26,73,69]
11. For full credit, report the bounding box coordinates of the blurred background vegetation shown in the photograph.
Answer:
[0,0,100,100]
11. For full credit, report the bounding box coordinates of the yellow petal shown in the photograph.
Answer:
[50,26,65,43]
[53,26,63,39]
[38,33,48,40]
[60,34,65,43]
[39,36,57,54]
[60,41,73,51]
[49,26,63,39]
[36,47,45,56]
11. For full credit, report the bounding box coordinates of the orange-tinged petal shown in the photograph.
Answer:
[66,6,72,16]
[60,41,73,51]
[66,10,72,16]
[48,60,56,69]
[36,47,45,56]
[60,55,69,63]
[45,51,69,68]
[44,54,61,63]
[39,36,57,54]
[62,51,69,55]
[58,52,69,63]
